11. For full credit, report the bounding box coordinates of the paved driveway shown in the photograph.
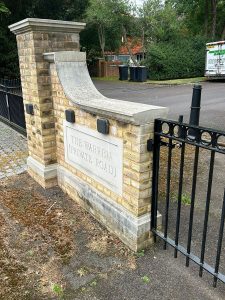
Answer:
[93,81,225,131]
[0,121,27,179]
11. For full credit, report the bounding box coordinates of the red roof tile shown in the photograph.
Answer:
[105,38,143,55]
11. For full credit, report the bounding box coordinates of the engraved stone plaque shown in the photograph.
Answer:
[64,121,123,195]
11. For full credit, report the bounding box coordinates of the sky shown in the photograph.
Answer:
[131,0,144,7]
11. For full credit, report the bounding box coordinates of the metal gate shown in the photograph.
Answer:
[0,79,26,134]
[150,117,225,287]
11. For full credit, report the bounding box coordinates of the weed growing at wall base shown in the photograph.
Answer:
[52,283,63,298]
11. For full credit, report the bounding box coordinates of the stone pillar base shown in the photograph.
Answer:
[27,156,58,189]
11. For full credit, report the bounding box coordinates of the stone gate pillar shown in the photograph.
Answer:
[9,19,86,188]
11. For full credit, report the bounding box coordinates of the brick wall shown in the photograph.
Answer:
[10,19,167,251]
[88,60,120,78]
[50,63,153,218]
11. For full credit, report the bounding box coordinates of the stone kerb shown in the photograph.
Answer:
[10,18,168,251]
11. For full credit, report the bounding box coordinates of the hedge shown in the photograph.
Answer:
[144,36,206,80]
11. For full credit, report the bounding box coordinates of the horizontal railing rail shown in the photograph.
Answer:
[0,78,22,96]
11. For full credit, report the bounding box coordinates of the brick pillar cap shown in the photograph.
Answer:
[9,18,86,35]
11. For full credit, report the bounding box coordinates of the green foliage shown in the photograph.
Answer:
[0,0,89,78]
[85,0,136,57]
[141,0,222,79]
[86,0,114,27]
[181,193,191,205]
[90,280,97,287]
[0,28,19,78]
[1,0,225,79]
[172,193,192,205]
[0,1,9,14]
[145,36,206,80]
[80,22,122,59]
[135,249,145,257]
[52,283,63,297]
[141,275,150,283]
[167,0,225,40]
[141,0,183,43]
[80,24,101,57]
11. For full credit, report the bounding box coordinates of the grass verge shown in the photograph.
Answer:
[92,76,119,81]
[92,76,206,85]
[147,77,206,86]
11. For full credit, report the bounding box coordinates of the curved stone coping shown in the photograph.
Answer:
[44,51,168,125]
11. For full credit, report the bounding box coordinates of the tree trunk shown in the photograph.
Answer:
[211,0,217,40]
[221,25,225,40]
[141,27,145,53]
[98,24,105,59]
[122,26,139,66]
[204,0,209,37]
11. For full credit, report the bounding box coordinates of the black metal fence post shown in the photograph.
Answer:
[189,84,202,137]
[178,115,183,137]
[151,120,161,242]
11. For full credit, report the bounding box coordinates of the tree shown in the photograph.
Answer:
[85,0,140,63]
[26,0,88,21]
[0,1,9,13]
[140,0,182,43]
[204,0,209,36]
[167,0,225,40]
[167,0,206,36]
[211,0,217,40]
[0,0,89,78]
[217,0,225,39]
[142,0,207,80]
[112,0,141,65]
[86,0,115,58]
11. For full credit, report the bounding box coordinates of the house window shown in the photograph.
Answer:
[136,54,146,62]
[105,55,116,61]
[117,55,130,63]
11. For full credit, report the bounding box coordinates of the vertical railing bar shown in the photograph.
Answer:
[199,150,215,277]
[151,120,161,242]
[186,145,200,267]
[5,83,11,123]
[174,142,186,258]
[213,189,225,287]
[164,125,173,250]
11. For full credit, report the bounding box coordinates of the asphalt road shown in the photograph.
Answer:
[93,81,225,131]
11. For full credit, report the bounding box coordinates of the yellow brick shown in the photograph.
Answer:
[123,176,131,185]
[104,188,111,197]
[97,184,104,192]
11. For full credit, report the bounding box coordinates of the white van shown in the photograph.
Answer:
[205,41,225,79]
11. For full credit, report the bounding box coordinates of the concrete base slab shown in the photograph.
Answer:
[27,156,58,188]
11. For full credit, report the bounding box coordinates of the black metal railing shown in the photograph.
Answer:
[0,78,22,96]
[0,78,26,134]
[151,118,225,287]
